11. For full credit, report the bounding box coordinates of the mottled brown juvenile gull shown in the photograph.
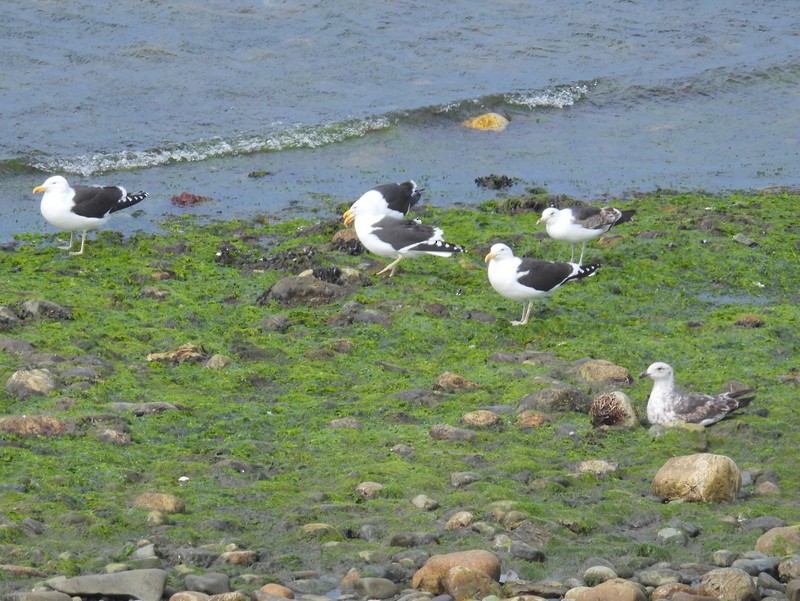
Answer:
[639,362,755,426]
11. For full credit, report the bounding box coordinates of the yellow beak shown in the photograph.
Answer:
[33,185,46,194]
[484,252,496,263]
[536,217,544,224]
[343,209,355,226]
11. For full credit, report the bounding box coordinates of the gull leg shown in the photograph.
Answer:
[58,232,74,250]
[376,255,403,277]
[578,242,587,265]
[70,231,88,255]
[512,301,533,326]
[569,244,576,262]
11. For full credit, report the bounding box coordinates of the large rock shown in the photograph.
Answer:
[20,300,72,321]
[518,385,592,414]
[573,578,646,601]
[263,275,350,307]
[0,415,69,437]
[5,368,57,399]
[754,524,800,555]
[589,391,640,428]
[48,569,167,601]
[699,567,758,601]
[412,550,501,594]
[131,492,186,513]
[577,359,633,384]
[444,565,502,601]
[651,453,741,502]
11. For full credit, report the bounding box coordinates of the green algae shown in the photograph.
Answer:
[1,191,799,590]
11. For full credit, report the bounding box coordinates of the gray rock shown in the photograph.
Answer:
[0,307,24,330]
[657,527,688,545]
[354,577,399,599]
[450,471,483,487]
[637,567,683,586]
[740,516,787,532]
[518,385,591,413]
[758,572,785,593]
[3,593,73,601]
[583,565,617,586]
[358,524,383,542]
[20,299,72,321]
[5,368,57,399]
[184,572,230,594]
[0,336,31,352]
[732,556,780,576]
[48,568,166,601]
[264,275,350,307]
[713,549,740,567]
[509,540,545,562]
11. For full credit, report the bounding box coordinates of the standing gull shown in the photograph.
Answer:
[484,243,600,326]
[33,175,148,255]
[343,196,465,277]
[538,204,636,264]
[639,362,755,426]
[354,180,423,219]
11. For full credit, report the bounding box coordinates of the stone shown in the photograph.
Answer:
[450,471,483,487]
[20,299,72,321]
[589,391,640,428]
[445,511,474,530]
[412,494,440,510]
[5,368,57,399]
[508,541,545,562]
[220,550,258,565]
[131,492,186,513]
[651,453,741,502]
[755,525,800,555]
[434,371,480,391]
[713,549,740,567]
[208,592,247,601]
[518,385,592,414]
[461,410,500,427]
[575,460,618,476]
[184,572,231,595]
[699,567,758,601]
[170,594,210,601]
[444,565,503,601]
[657,527,688,546]
[3,593,74,601]
[582,565,617,586]
[429,424,475,441]
[0,414,70,438]
[517,411,548,428]
[461,113,509,131]
[577,359,633,384]
[573,578,646,601]
[48,568,167,601]
[260,583,294,598]
[779,557,800,581]
[412,550,501,594]
[0,307,24,330]
[356,481,384,498]
[354,577,399,599]
[639,567,683,587]
[650,582,696,599]
[204,354,232,369]
[264,275,350,307]
[299,523,340,539]
[787,579,800,601]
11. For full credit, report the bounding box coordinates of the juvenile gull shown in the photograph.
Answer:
[484,243,600,326]
[33,175,148,255]
[343,196,465,277]
[354,180,422,219]
[537,204,636,264]
[639,362,755,426]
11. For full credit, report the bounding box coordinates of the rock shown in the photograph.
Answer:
[131,492,186,513]
[0,337,33,353]
[328,417,363,429]
[3,593,74,601]
[0,415,69,437]
[699,567,758,601]
[356,481,384,498]
[780,556,800,581]
[573,578,646,601]
[509,541,545,562]
[516,411,548,428]
[20,299,72,321]
[170,594,209,601]
[444,565,503,601]
[412,494,440,510]
[787,579,800,601]
[0,308,24,330]
[204,354,232,369]
[412,550,501,594]
[641,569,684,588]
[589,391,640,428]
[445,511,475,530]
[713,549,740,567]
[429,424,475,441]
[574,460,618,476]
[184,573,231,595]
[300,523,340,539]
[263,275,351,307]
[450,472,483,487]
[354,577,399,599]
[5,368,57,399]
[220,550,257,565]
[207,592,247,601]
[651,453,741,502]
[656,527,688,546]
[147,343,207,365]
[258,314,293,332]
[259,583,294,598]
[518,385,592,413]
[48,568,167,601]
[461,410,500,427]
[434,371,480,391]
[755,525,800,555]
[461,113,509,131]
[389,532,439,547]
[577,359,633,384]
[583,565,617,586]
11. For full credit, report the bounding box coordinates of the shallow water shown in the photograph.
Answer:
[2,0,798,241]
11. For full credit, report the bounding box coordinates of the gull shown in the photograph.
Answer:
[33,175,148,255]
[639,362,755,426]
[538,204,636,264]
[484,243,600,326]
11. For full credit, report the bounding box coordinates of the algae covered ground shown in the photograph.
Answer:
[1,190,799,592]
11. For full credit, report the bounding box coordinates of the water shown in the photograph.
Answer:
[1,0,798,242]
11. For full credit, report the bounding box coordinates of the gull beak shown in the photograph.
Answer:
[536,217,544,224]
[484,252,496,263]
[33,185,46,194]
[343,209,355,226]
[638,370,650,379]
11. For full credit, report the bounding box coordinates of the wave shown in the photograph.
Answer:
[9,83,591,177]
